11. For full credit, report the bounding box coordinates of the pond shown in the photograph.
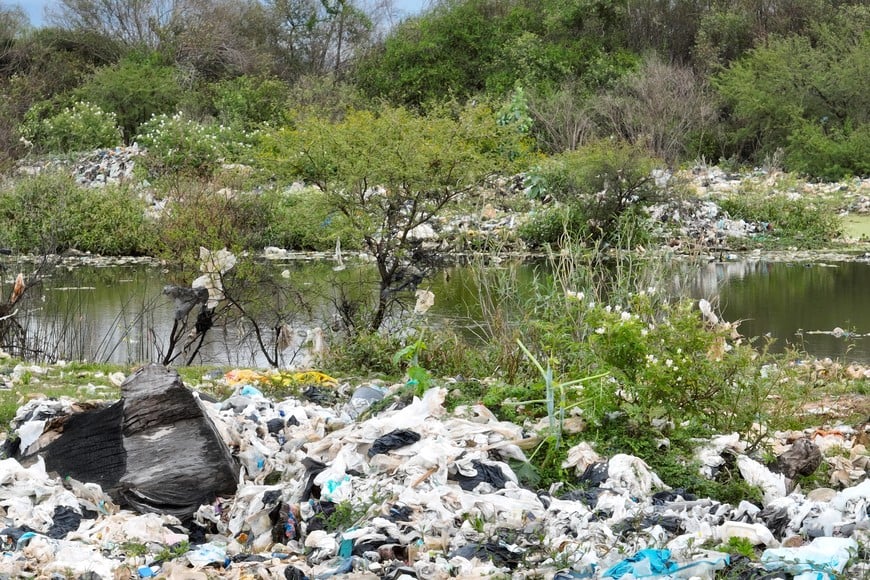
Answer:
[4,255,870,366]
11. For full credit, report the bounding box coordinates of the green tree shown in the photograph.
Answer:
[211,75,290,130]
[535,139,661,243]
[260,103,531,331]
[77,51,182,139]
[714,5,869,176]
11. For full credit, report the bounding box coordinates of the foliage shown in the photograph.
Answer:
[77,52,183,140]
[786,121,870,181]
[135,112,253,178]
[211,75,290,131]
[0,171,154,255]
[49,0,175,48]
[719,189,842,247]
[462,246,815,495]
[150,180,264,266]
[253,186,361,252]
[352,0,637,107]
[714,5,870,176]
[531,140,662,243]
[19,100,121,153]
[322,331,402,377]
[266,0,376,78]
[595,56,717,165]
[525,80,597,153]
[259,102,532,331]
[518,205,586,250]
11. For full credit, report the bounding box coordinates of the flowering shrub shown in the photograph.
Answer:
[134,112,255,177]
[19,101,121,153]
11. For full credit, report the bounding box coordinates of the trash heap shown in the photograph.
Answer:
[2,369,869,579]
[15,146,141,187]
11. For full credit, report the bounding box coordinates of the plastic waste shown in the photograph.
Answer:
[240,384,264,398]
[452,459,511,491]
[185,542,227,567]
[602,548,677,578]
[761,536,858,578]
[344,385,387,420]
[605,454,667,497]
[736,454,786,505]
[46,506,82,539]
[368,429,421,457]
[715,521,778,546]
[774,437,822,479]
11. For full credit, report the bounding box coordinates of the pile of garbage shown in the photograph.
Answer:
[15,145,141,187]
[2,367,869,579]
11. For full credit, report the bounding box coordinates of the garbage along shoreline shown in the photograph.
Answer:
[2,364,869,579]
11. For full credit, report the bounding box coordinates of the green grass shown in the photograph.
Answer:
[841,214,870,241]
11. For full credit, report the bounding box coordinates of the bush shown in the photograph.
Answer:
[19,100,121,153]
[786,121,870,180]
[253,186,361,252]
[595,57,717,165]
[211,75,290,131]
[135,112,253,178]
[518,204,587,249]
[531,140,662,243]
[71,186,156,255]
[719,189,841,246]
[322,331,402,377]
[150,181,264,266]
[77,52,183,140]
[714,5,869,174]
[0,171,154,255]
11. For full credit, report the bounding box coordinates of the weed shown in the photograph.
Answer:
[155,540,190,562]
[721,536,757,560]
[121,542,148,557]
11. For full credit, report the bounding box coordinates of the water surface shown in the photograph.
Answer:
[8,257,870,366]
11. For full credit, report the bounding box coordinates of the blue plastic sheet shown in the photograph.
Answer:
[603,549,677,578]
[602,548,730,579]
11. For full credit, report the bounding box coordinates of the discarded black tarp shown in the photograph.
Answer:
[367,429,421,457]
[773,437,822,479]
[21,364,239,519]
[452,460,510,491]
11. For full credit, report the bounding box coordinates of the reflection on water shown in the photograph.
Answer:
[7,257,870,366]
[686,260,870,362]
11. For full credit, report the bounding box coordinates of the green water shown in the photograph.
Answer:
[8,257,870,365]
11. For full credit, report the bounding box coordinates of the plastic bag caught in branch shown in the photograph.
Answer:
[192,247,237,309]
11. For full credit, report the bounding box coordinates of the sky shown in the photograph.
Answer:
[8,0,429,27]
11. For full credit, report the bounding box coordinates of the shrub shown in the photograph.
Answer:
[71,186,156,255]
[714,5,869,174]
[531,140,662,243]
[0,171,153,255]
[254,186,361,252]
[322,331,402,377]
[19,100,121,153]
[211,75,290,131]
[595,57,717,165]
[0,171,85,253]
[135,112,253,178]
[77,52,182,140]
[786,121,870,180]
[719,189,841,246]
[150,181,263,266]
[518,204,587,249]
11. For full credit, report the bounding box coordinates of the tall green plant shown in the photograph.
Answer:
[531,139,662,243]
[19,100,121,153]
[259,102,532,331]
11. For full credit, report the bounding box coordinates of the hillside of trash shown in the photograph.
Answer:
[1,361,868,579]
